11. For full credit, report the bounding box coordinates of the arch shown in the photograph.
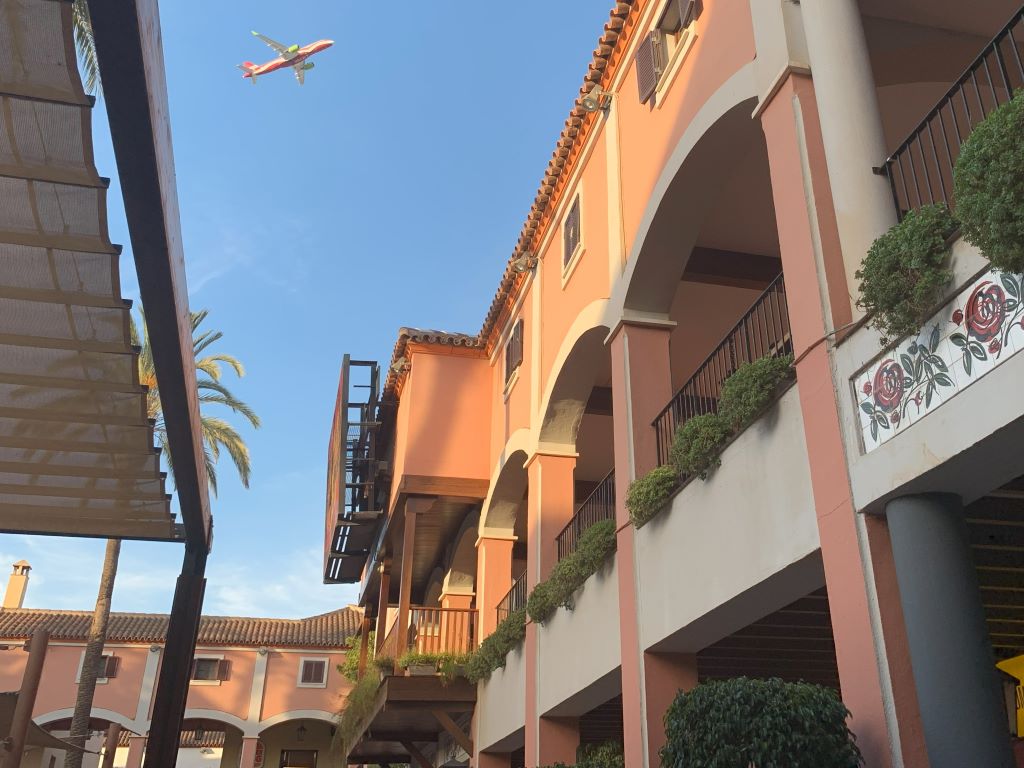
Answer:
[536,300,611,447]
[442,509,480,595]
[182,709,252,736]
[257,710,336,732]
[607,63,760,319]
[36,708,138,734]
[479,446,529,537]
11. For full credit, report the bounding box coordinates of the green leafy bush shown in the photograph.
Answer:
[465,607,527,682]
[541,741,625,768]
[856,203,957,345]
[661,677,863,768]
[372,656,395,675]
[526,520,616,624]
[334,673,381,756]
[337,631,375,682]
[626,465,679,527]
[954,90,1024,273]
[717,354,794,430]
[397,651,471,683]
[669,413,731,480]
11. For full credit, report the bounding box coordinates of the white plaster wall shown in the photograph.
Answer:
[535,558,621,717]
[635,385,821,652]
[476,644,526,752]
[835,237,1024,510]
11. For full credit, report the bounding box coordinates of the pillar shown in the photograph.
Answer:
[800,0,897,311]
[396,501,425,656]
[374,560,391,651]
[759,70,913,768]
[476,536,515,638]
[536,716,578,767]
[643,652,698,760]
[100,724,121,768]
[476,752,511,768]
[239,737,260,768]
[608,320,674,768]
[2,630,49,768]
[886,493,1014,768]
[523,451,576,767]
[124,737,147,768]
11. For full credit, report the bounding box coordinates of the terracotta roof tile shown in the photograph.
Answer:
[0,607,361,649]
[384,327,486,394]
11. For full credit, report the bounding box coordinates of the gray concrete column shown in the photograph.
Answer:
[800,0,897,314]
[886,493,1014,767]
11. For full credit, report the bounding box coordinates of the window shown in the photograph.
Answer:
[504,319,524,385]
[636,0,702,104]
[280,750,317,768]
[191,656,229,683]
[563,195,581,268]
[298,658,328,687]
[75,652,118,683]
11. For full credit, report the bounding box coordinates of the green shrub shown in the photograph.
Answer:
[661,677,863,768]
[526,520,616,624]
[541,740,625,768]
[856,203,957,345]
[465,607,527,682]
[396,651,471,683]
[334,673,381,756]
[954,90,1024,273]
[626,465,679,527]
[717,354,794,430]
[669,413,731,480]
[337,631,375,682]
[372,656,395,675]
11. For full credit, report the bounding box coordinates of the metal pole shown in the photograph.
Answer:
[143,544,207,768]
[100,724,121,768]
[2,629,50,768]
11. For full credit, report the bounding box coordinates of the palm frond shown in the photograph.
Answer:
[197,353,245,378]
[197,379,261,427]
[71,0,101,96]
[201,416,252,488]
[193,329,224,357]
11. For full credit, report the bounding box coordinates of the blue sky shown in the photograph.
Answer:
[0,3,612,618]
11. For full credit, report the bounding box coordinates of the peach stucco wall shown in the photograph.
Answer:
[180,649,254,720]
[259,650,349,720]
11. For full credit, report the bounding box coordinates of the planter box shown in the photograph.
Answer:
[407,664,436,676]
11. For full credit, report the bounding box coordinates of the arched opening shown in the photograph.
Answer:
[33,715,139,768]
[258,718,335,768]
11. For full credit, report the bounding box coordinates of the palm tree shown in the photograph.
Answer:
[63,312,258,768]
[71,0,100,95]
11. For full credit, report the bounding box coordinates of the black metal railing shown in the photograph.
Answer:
[496,571,527,624]
[556,469,616,561]
[653,274,791,467]
[878,6,1024,218]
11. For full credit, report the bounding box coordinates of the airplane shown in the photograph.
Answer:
[237,31,333,85]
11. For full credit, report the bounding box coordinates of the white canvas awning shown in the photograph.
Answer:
[0,692,94,752]
[0,0,178,541]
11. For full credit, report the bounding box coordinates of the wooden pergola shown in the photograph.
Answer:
[0,1,212,766]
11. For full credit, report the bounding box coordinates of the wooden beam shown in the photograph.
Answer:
[682,247,781,290]
[398,475,490,500]
[432,709,473,755]
[357,617,371,678]
[395,506,419,660]
[374,561,391,650]
[400,741,432,768]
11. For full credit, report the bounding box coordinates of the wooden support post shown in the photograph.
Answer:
[395,502,423,657]
[374,561,391,651]
[2,629,49,768]
[357,617,371,678]
[100,724,121,768]
[432,709,473,755]
[400,741,432,768]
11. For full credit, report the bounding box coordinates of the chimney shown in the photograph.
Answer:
[2,561,31,610]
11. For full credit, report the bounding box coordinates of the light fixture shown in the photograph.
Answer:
[511,252,537,274]
[581,85,611,113]
[296,723,307,743]
[389,358,409,375]
[257,647,268,656]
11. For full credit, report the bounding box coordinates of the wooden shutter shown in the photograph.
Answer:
[504,320,524,384]
[217,659,232,681]
[635,31,663,104]
[190,658,198,679]
[102,655,119,679]
[681,0,703,27]
[563,196,581,266]
[301,660,325,684]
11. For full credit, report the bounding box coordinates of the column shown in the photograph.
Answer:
[374,560,391,650]
[800,0,896,313]
[608,320,674,768]
[523,451,576,767]
[886,493,1014,768]
[476,536,515,638]
[643,652,697,759]
[239,737,260,768]
[536,716,578,767]
[476,752,511,768]
[396,501,427,655]
[760,71,910,768]
[124,736,147,768]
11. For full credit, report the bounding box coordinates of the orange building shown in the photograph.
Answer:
[0,564,359,768]
[323,2,1024,766]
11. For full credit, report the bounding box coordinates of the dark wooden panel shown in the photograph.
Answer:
[682,247,782,290]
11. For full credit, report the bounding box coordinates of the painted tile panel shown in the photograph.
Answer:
[854,268,1024,453]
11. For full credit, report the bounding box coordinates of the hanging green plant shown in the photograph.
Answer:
[526,520,616,624]
[717,354,794,430]
[669,413,731,480]
[856,203,957,345]
[464,607,527,682]
[954,90,1024,274]
[625,465,679,527]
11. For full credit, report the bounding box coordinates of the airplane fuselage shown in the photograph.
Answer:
[242,40,333,78]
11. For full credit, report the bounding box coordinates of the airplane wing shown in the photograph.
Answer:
[252,31,290,55]
[293,63,305,85]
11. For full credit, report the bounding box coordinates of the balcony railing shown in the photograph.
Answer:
[496,571,527,624]
[877,6,1024,218]
[556,469,616,561]
[653,274,791,467]
[377,606,478,661]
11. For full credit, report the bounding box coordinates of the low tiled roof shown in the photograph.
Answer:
[385,327,486,394]
[0,607,361,649]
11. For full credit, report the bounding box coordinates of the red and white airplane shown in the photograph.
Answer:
[238,31,333,85]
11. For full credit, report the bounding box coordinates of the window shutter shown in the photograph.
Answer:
[563,197,581,266]
[217,659,232,681]
[681,0,703,27]
[505,320,524,385]
[635,31,663,104]
[190,659,198,679]
[103,655,119,679]
[301,660,325,684]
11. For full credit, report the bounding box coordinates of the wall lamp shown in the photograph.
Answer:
[511,252,537,274]
[581,85,612,113]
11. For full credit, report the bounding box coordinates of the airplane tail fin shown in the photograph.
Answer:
[237,62,258,83]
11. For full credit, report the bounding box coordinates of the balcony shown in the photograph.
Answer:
[556,469,616,561]
[653,274,792,467]
[877,7,1024,218]
[496,572,527,624]
[378,606,478,661]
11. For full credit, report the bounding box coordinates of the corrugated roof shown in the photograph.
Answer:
[0,607,362,648]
